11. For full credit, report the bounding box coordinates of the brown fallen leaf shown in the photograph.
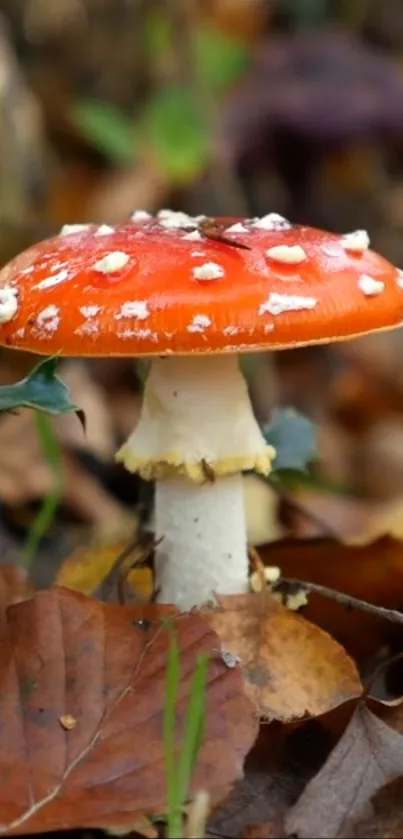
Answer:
[0,565,34,610]
[349,776,403,838]
[0,587,257,834]
[54,360,116,462]
[285,704,403,839]
[209,719,331,838]
[259,536,403,663]
[205,591,362,722]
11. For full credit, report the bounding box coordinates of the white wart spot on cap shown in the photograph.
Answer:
[116,301,149,320]
[76,321,100,337]
[158,210,197,229]
[35,268,69,290]
[60,224,91,236]
[131,210,152,221]
[93,252,130,274]
[225,222,249,234]
[358,274,385,296]
[36,305,60,333]
[118,328,157,341]
[80,305,103,318]
[259,293,317,316]
[193,262,225,281]
[266,245,307,265]
[341,230,370,253]
[223,325,239,336]
[187,314,212,333]
[95,225,115,236]
[396,269,403,289]
[0,287,18,323]
[183,230,203,241]
[252,213,292,231]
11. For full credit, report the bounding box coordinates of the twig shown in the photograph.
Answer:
[279,577,403,627]
[361,650,403,703]
[117,536,162,605]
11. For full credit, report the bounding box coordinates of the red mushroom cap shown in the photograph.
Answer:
[0,212,401,356]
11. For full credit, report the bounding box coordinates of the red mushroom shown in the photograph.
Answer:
[0,209,402,609]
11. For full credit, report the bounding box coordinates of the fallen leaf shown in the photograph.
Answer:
[55,542,129,596]
[243,822,284,838]
[0,565,34,610]
[209,719,331,838]
[206,591,362,722]
[259,536,403,663]
[286,705,403,839]
[349,776,403,838]
[55,540,153,602]
[53,360,115,461]
[0,587,257,834]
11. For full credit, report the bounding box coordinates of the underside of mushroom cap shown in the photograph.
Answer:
[116,355,276,482]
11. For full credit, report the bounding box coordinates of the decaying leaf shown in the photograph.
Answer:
[349,775,403,838]
[0,587,257,834]
[286,704,403,839]
[55,540,153,602]
[0,565,34,610]
[259,536,403,663]
[205,591,362,722]
[55,542,129,596]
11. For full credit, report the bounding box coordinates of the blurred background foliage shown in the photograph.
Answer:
[3,0,403,592]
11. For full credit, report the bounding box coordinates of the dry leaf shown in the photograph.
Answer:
[0,565,34,610]
[349,776,403,838]
[54,360,115,461]
[0,587,257,834]
[206,591,362,722]
[55,541,153,601]
[55,542,128,596]
[286,705,403,839]
[260,536,403,662]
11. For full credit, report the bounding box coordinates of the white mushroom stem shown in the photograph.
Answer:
[116,354,275,610]
[155,474,248,608]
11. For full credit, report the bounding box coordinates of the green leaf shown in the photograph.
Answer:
[143,10,172,60]
[0,357,85,428]
[195,27,251,91]
[71,100,137,166]
[143,87,210,182]
[262,408,317,473]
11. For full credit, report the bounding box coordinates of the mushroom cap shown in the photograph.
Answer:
[0,212,402,356]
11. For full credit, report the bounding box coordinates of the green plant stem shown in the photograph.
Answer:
[165,631,209,839]
[23,413,63,565]
[165,634,183,838]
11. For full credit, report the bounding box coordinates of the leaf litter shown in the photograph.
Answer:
[0,587,257,835]
[205,590,362,722]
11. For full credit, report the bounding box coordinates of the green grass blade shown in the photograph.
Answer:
[165,632,183,839]
[23,413,63,564]
[177,654,209,807]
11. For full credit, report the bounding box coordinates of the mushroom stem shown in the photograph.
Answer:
[116,354,275,609]
[155,474,248,609]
